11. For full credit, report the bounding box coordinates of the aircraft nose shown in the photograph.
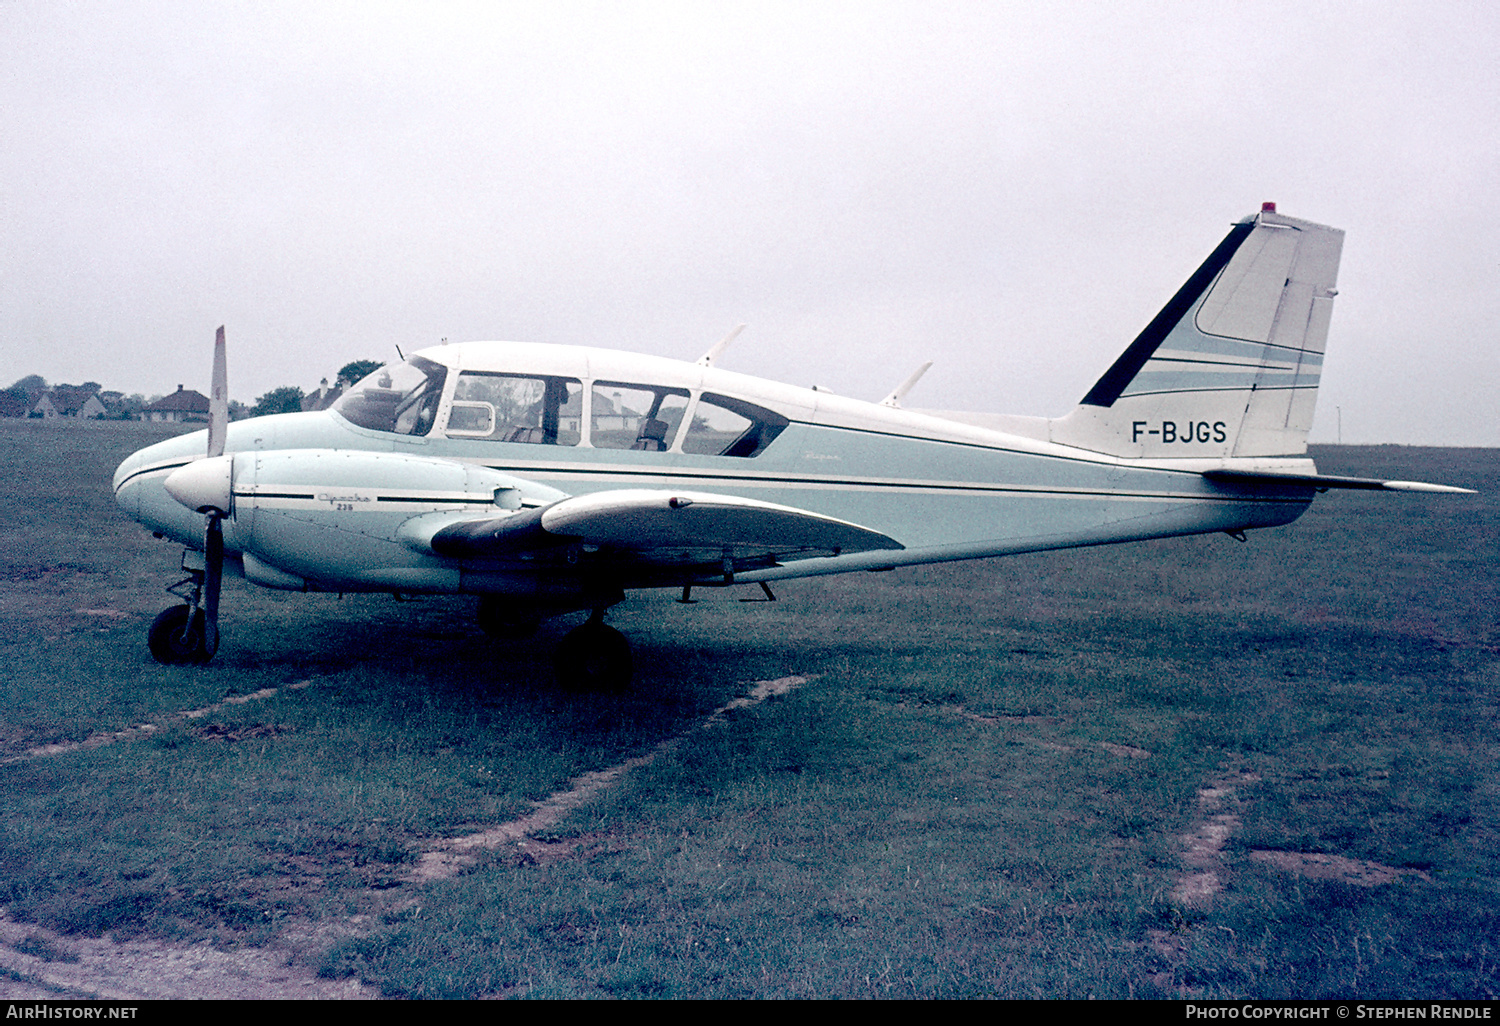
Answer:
[113,451,144,518]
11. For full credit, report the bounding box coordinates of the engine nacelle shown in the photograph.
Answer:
[222,450,564,592]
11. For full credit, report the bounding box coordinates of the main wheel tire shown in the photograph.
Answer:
[554,622,633,692]
[147,605,217,665]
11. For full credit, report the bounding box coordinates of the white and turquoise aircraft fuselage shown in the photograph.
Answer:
[112,205,1470,688]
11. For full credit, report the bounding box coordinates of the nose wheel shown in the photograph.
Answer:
[147,604,217,664]
[148,515,223,666]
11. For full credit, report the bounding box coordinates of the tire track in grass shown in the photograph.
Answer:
[1,679,320,765]
[1149,769,1435,984]
[1172,777,1254,908]
[0,675,808,997]
[1170,769,1432,909]
[408,675,809,881]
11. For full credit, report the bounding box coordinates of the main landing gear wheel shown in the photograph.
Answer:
[554,621,633,692]
[147,605,218,665]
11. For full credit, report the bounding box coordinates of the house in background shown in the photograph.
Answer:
[142,385,210,423]
[301,378,344,412]
[32,385,107,419]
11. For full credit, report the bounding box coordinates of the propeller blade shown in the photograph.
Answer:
[207,325,228,458]
[202,513,223,657]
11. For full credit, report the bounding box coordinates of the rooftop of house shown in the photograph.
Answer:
[144,384,210,412]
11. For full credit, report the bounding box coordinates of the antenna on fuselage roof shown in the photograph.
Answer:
[394,344,405,360]
[879,361,933,408]
[697,324,746,367]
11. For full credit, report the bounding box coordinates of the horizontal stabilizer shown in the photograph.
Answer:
[1204,469,1475,494]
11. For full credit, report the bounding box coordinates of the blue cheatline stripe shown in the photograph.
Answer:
[1154,333,1326,362]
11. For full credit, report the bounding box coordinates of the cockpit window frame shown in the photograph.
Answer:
[442,370,583,446]
[587,380,691,452]
[680,392,789,458]
[333,355,449,437]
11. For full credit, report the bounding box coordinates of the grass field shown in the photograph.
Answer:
[1,418,1496,998]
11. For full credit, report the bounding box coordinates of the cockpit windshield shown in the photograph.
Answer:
[334,356,448,436]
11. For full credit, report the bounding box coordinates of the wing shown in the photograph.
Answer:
[399,489,903,581]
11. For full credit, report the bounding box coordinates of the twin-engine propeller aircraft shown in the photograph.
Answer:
[114,204,1472,689]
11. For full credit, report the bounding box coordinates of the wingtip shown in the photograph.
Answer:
[1380,480,1478,495]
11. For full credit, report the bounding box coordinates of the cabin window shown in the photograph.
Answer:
[447,372,581,445]
[590,382,689,450]
[681,393,788,457]
[334,356,449,436]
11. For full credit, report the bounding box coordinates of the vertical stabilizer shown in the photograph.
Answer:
[1049,206,1344,458]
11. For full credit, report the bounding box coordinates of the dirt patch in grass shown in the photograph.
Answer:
[1248,851,1433,887]
[0,910,376,1000]
[194,722,294,743]
[510,831,624,868]
[1171,769,1436,907]
[1174,773,1259,908]
[3,723,163,764]
[955,707,1062,727]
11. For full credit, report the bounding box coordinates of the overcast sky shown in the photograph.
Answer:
[3,1,1496,444]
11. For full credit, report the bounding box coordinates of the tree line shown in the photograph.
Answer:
[246,359,385,417]
[4,359,387,420]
